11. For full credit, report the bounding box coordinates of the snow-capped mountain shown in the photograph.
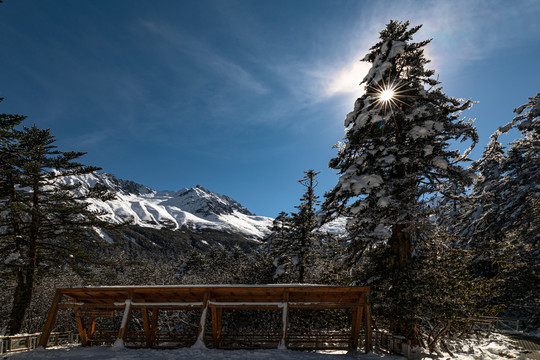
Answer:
[61,173,273,240]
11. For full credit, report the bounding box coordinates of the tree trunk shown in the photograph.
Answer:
[389,223,411,269]
[7,180,40,335]
[388,223,414,340]
[7,263,36,335]
[298,229,306,283]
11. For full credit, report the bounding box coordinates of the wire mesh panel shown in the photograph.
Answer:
[218,309,282,349]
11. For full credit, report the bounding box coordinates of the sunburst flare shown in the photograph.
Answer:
[367,77,412,115]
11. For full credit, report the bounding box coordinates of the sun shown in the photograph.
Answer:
[365,78,414,129]
[368,78,411,115]
[379,88,394,102]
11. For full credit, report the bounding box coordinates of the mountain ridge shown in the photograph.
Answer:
[61,172,273,241]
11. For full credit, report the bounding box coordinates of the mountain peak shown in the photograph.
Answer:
[176,185,253,217]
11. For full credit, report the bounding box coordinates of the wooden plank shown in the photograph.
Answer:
[364,302,372,353]
[351,306,363,349]
[278,290,290,349]
[211,300,219,348]
[289,302,363,309]
[150,308,159,346]
[216,308,222,344]
[53,286,370,307]
[117,300,133,343]
[58,303,123,309]
[87,317,96,339]
[194,292,210,348]
[141,307,151,347]
[208,303,283,310]
[38,290,63,348]
[75,316,88,347]
[351,308,358,348]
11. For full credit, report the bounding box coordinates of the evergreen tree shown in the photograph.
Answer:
[323,20,478,339]
[455,93,540,328]
[290,169,321,283]
[445,136,506,248]
[495,93,540,250]
[0,123,118,335]
[0,98,25,145]
[266,170,321,283]
[263,211,292,279]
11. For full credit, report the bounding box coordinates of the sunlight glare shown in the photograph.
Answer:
[380,89,394,101]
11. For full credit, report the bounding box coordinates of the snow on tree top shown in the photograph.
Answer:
[362,40,406,85]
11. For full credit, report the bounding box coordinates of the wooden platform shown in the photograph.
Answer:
[38,285,372,352]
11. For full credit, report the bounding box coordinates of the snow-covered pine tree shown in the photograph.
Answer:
[458,93,540,327]
[323,20,478,338]
[496,93,540,251]
[263,211,293,279]
[447,136,506,251]
[0,124,119,335]
[266,170,321,283]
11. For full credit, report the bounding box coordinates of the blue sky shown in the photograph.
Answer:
[1,0,539,217]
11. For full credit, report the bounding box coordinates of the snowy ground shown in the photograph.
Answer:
[4,333,536,360]
[5,347,402,360]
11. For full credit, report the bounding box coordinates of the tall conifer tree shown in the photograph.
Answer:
[290,169,320,283]
[1,123,118,334]
[266,170,321,283]
[323,21,478,338]
[456,93,540,327]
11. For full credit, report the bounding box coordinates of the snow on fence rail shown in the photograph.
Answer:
[0,331,79,354]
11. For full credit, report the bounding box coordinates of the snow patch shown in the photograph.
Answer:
[409,121,436,140]
[93,227,114,244]
[377,197,390,208]
[339,174,383,194]
[423,145,434,156]
[432,156,449,169]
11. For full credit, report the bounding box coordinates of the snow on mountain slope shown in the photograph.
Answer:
[62,173,273,240]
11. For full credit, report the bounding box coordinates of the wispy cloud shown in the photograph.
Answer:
[141,21,269,96]
[132,1,540,134]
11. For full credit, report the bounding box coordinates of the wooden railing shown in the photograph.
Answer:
[471,316,522,333]
[0,332,79,354]
[372,329,411,358]
[77,329,361,350]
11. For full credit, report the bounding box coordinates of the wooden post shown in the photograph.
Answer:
[141,307,152,348]
[278,290,290,349]
[87,317,96,340]
[216,308,222,344]
[117,300,133,346]
[38,290,63,348]
[351,306,364,349]
[210,301,222,348]
[193,292,210,348]
[75,314,88,347]
[150,308,159,346]
[364,302,372,353]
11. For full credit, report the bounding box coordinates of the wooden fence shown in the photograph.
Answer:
[471,316,521,333]
[0,332,79,354]
[38,285,372,352]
